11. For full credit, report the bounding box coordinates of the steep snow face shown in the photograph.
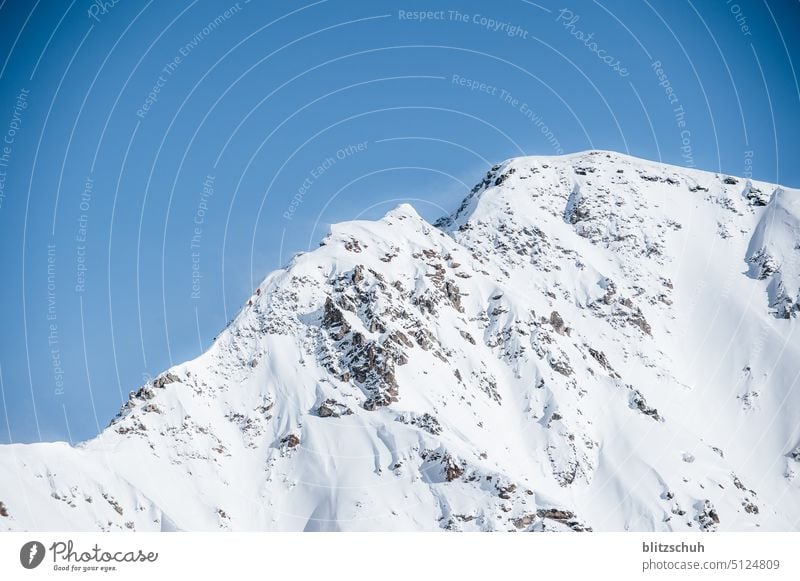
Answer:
[2,151,799,532]
[746,188,800,319]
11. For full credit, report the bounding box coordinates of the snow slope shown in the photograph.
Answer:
[1,150,799,532]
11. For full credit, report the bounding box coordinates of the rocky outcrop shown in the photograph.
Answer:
[317,399,353,418]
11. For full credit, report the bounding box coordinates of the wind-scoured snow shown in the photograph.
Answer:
[1,151,799,532]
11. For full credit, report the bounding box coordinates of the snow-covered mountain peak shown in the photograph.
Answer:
[383,202,424,220]
[2,151,799,532]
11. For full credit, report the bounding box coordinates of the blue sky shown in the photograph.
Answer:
[0,0,798,443]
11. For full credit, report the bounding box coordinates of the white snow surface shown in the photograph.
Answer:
[2,150,799,532]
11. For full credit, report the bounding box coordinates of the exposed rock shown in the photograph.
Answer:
[343,239,363,252]
[697,500,720,531]
[536,508,591,531]
[494,167,516,186]
[749,249,778,280]
[459,329,476,345]
[443,454,465,482]
[548,350,573,376]
[322,297,350,341]
[281,434,300,448]
[630,389,663,422]
[745,186,769,206]
[317,399,353,418]
[352,264,365,285]
[397,412,442,435]
[102,493,124,516]
[153,372,180,389]
[743,501,759,514]
[588,347,611,371]
[627,308,652,336]
[513,514,536,528]
[443,280,462,311]
[549,311,566,334]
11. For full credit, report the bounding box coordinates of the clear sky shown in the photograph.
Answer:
[0,0,798,444]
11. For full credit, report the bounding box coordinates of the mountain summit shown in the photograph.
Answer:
[2,151,799,532]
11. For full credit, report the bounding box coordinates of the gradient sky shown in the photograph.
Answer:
[0,0,798,444]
